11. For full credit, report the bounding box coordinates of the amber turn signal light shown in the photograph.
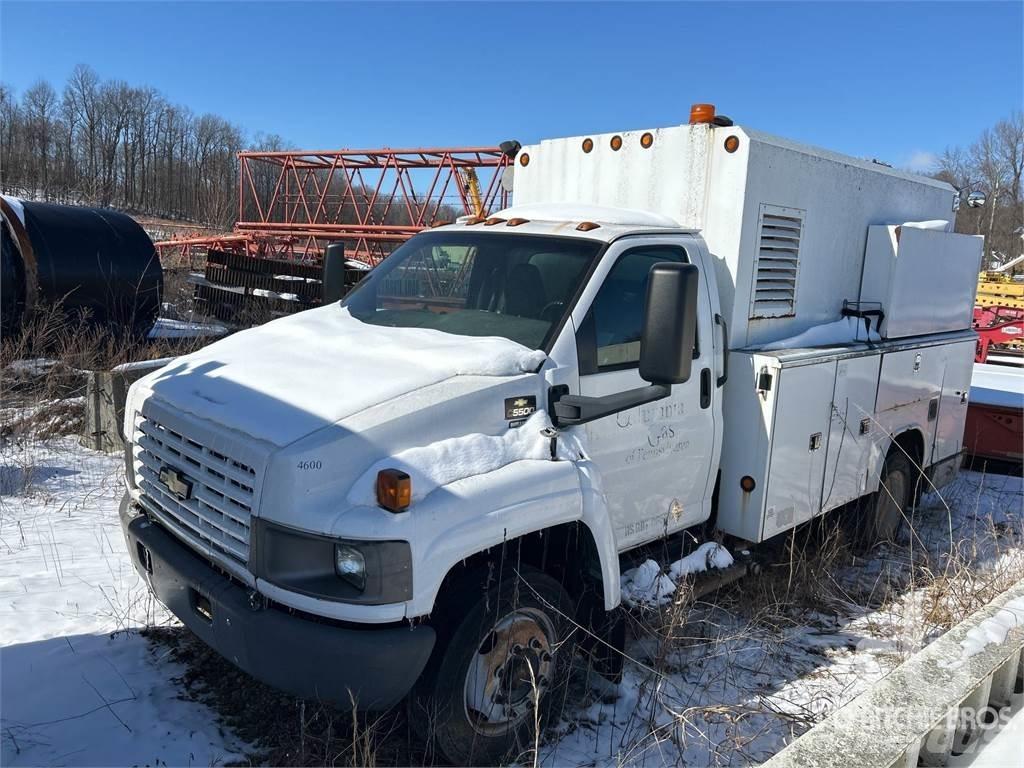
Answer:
[377,469,412,512]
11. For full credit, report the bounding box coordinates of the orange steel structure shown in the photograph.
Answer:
[156,146,513,267]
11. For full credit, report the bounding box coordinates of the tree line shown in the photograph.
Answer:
[0,64,288,228]
[935,112,1024,269]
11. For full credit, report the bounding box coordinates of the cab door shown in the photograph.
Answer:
[571,236,719,550]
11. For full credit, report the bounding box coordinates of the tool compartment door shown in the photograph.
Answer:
[762,359,837,539]
[821,355,883,513]
[933,339,975,464]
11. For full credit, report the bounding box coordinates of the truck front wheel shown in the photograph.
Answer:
[412,566,577,765]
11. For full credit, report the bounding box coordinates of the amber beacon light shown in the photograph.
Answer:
[689,103,716,124]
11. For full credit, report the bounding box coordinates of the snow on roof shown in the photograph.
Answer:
[491,203,684,229]
[971,363,1024,410]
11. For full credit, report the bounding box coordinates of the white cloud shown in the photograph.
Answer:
[904,150,939,173]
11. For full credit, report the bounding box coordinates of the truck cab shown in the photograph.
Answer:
[121,109,982,765]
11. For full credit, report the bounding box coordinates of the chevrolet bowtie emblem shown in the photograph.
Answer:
[159,466,193,500]
[514,398,529,407]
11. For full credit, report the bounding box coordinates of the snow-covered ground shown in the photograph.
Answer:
[0,437,245,766]
[539,470,1024,767]
[0,431,1020,766]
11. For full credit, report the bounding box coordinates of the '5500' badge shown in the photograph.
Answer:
[505,396,537,421]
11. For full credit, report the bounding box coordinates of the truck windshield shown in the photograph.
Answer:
[342,231,601,350]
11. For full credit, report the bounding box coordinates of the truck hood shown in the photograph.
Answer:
[128,305,546,447]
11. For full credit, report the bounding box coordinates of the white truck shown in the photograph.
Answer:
[120,105,984,764]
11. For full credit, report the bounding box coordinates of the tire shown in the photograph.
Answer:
[862,450,913,546]
[410,565,577,766]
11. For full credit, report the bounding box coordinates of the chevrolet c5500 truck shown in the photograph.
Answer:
[121,105,983,764]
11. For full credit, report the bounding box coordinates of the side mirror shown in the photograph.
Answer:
[551,261,700,427]
[966,191,987,208]
[639,262,699,385]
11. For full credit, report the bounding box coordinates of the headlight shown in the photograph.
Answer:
[252,520,412,605]
[334,543,366,591]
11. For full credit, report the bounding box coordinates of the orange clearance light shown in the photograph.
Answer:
[582,138,594,153]
[724,135,740,153]
[484,217,507,226]
[506,217,529,227]
[576,221,601,232]
[519,152,530,167]
[689,103,716,124]
[740,475,756,493]
[640,132,654,149]
[610,135,623,151]
[376,469,412,512]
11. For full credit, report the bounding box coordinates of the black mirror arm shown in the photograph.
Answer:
[552,384,671,427]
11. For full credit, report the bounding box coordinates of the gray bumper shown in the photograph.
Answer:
[120,493,434,710]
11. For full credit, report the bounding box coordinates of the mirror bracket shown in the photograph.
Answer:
[551,384,671,427]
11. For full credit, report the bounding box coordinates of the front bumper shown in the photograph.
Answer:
[120,493,435,710]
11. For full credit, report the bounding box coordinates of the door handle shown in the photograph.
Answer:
[700,367,712,409]
[714,313,728,387]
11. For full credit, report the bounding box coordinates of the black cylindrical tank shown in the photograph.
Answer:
[1,197,162,338]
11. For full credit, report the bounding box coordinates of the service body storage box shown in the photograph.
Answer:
[718,331,976,543]
[718,345,887,542]
[859,225,983,339]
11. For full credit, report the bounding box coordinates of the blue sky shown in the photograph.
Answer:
[1,1,1021,171]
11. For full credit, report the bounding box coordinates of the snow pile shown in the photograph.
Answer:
[941,596,1024,670]
[133,305,547,445]
[148,317,227,339]
[760,316,881,351]
[620,542,734,607]
[346,410,585,506]
[900,219,951,232]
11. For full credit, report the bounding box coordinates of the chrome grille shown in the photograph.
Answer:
[134,414,257,565]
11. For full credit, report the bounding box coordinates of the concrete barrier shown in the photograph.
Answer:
[80,358,173,453]
[764,579,1024,768]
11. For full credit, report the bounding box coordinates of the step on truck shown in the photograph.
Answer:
[121,104,984,764]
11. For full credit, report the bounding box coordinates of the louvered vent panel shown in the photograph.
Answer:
[750,205,804,319]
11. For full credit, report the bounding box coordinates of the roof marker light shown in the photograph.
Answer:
[724,135,740,153]
[640,132,654,148]
[582,138,594,153]
[484,217,506,226]
[576,221,601,232]
[610,135,623,151]
[506,217,529,227]
[519,153,530,167]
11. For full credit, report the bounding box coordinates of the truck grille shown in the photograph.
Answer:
[134,415,257,566]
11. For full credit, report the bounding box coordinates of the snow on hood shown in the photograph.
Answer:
[346,410,585,506]
[134,305,546,446]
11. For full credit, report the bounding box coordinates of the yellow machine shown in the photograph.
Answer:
[977,253,1024,310]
